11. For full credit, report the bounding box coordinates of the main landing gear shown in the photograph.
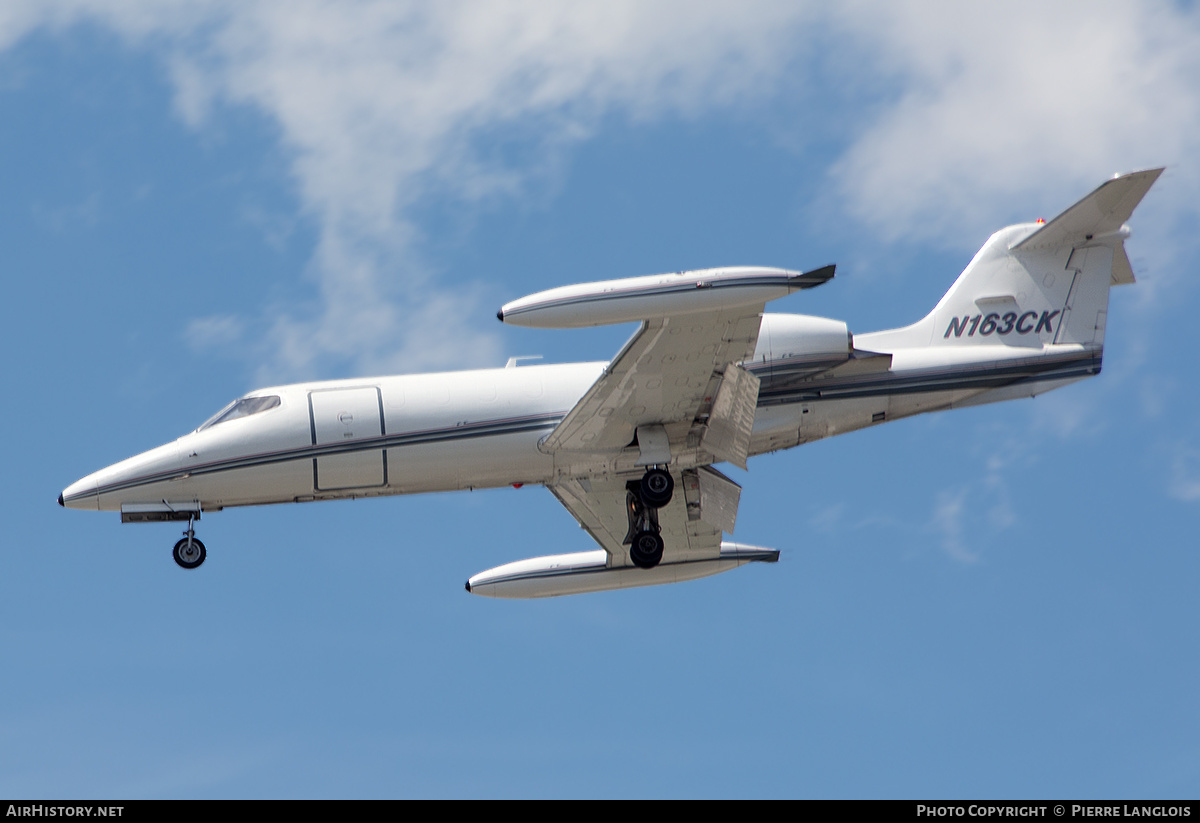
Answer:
[629,529,664,569]
[626,466,674,570]
[172,515,206,570]
[639,467,674,508]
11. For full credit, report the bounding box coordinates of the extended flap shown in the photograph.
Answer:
[699,365,760,470]
[682,466,741,535]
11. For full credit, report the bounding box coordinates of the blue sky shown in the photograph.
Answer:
[3,2,1200,798]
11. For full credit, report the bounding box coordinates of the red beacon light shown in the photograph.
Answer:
[1035,218,1046,224]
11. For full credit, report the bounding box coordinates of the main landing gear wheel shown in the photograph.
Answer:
[640,468,674,508]
[173,536,206,569]
[629,530,664,569]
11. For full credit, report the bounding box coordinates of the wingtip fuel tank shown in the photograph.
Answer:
[466,542,780,599]
[497,265,834,329]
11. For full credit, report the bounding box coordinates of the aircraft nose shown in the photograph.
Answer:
[60,473,100,511]
[61,440,186,513]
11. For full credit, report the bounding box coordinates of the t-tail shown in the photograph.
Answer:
[860,168,1163,354]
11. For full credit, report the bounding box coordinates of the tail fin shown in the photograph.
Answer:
[863,168,1162,350]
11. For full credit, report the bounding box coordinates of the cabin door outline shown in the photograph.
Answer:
[308,386,387,491]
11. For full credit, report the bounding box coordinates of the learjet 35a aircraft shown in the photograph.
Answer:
[60,169,1162,597]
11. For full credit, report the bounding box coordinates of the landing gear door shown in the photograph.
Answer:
[309,387,386,491]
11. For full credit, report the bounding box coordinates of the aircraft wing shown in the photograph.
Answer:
[539,297,768,569]
[510,264,834,473]
[549,465,741,568]
[539,308,764,469]
[499,264,832,572]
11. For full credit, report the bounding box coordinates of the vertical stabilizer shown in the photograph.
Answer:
[859,169,1162,352]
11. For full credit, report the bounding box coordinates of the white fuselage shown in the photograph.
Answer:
[60,314,1097,515]
[63,362,601,512]
[57,169,1159,594]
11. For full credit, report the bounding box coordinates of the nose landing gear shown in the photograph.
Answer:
[172,515,206,569]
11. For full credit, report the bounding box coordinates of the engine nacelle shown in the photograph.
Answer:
[755,313,852,364]
[466,542,779,599]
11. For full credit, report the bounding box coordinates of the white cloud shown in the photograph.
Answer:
[1170,448,1200,503]
[928,428,1030,563]
[1,0,822,379]
[826,1,1200,249]
[983,459,1015,531]
[930,471,1016,564]
[186,313,245,354]
[932,487,978,563]
[5,1,1199,379]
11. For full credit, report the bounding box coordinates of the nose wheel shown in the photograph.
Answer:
[172,517,206,569]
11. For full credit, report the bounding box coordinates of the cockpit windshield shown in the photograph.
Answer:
[197,395,281,431]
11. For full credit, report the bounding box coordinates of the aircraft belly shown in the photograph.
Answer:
[315,451,385,491]
[747,387,987,456]
[190,459,313,507]
[386,430,555,493]
[950,374,1087,409]
[885,387,984,421]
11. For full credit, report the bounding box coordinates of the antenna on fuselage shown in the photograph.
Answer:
[505,355,544,368]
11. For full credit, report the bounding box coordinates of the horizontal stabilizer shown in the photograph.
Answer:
[1012,168,1163,251]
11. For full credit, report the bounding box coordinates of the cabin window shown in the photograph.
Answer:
[198,395,281,431]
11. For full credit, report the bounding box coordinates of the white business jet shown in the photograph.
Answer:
[60,169,1161,597]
